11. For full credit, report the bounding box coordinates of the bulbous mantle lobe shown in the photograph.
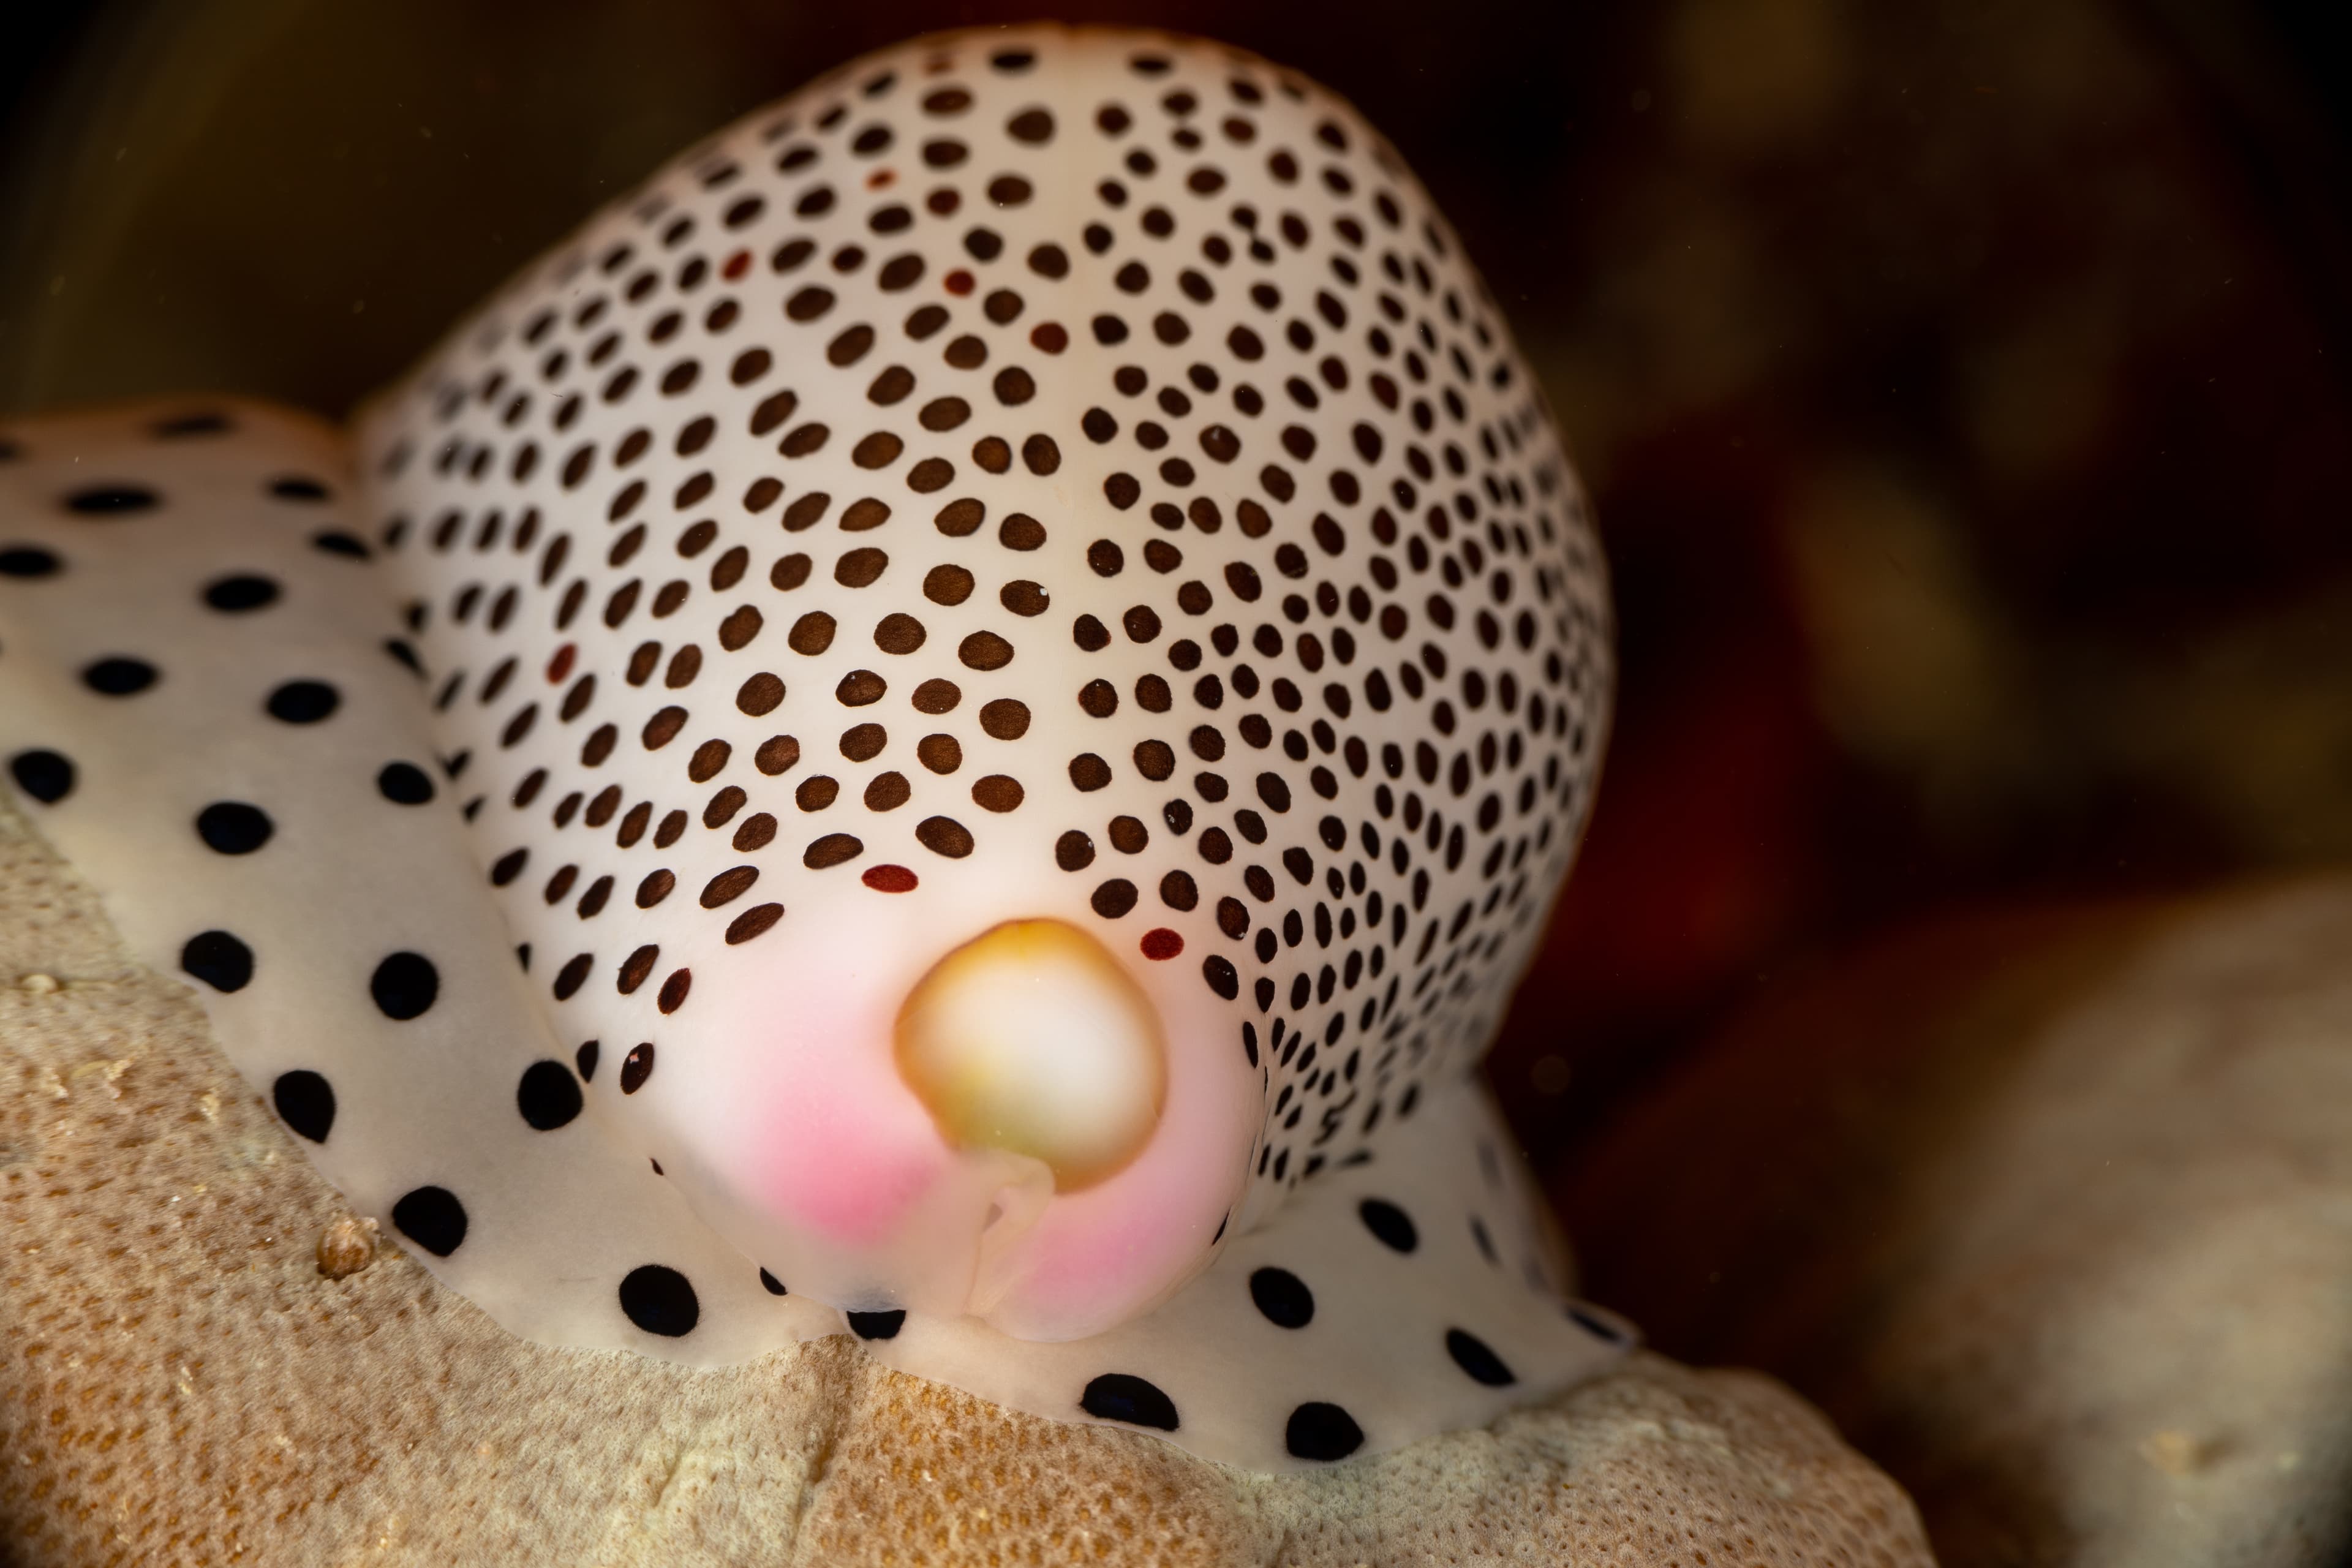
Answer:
[360,21,1610,1341]
[0,23,1621,1469]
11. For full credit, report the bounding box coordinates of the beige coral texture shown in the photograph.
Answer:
[1570,881,2352,1567]
[0,796,1929,1567]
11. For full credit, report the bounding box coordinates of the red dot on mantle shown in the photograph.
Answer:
[1140,928,1184,960]
[722,249,751,281]
[546,643,577,684]
[943,268,975,296]
[862,864,919,893]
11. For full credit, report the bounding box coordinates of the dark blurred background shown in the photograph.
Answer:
[4,0,2349,1211]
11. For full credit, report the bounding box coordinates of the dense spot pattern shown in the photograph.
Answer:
[366,20,1607,1259]
[0,24,1623,1474]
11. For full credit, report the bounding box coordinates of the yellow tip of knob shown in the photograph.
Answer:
[895,919,1166,1191]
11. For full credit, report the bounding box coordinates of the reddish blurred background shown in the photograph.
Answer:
[3,0,2349,1228]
